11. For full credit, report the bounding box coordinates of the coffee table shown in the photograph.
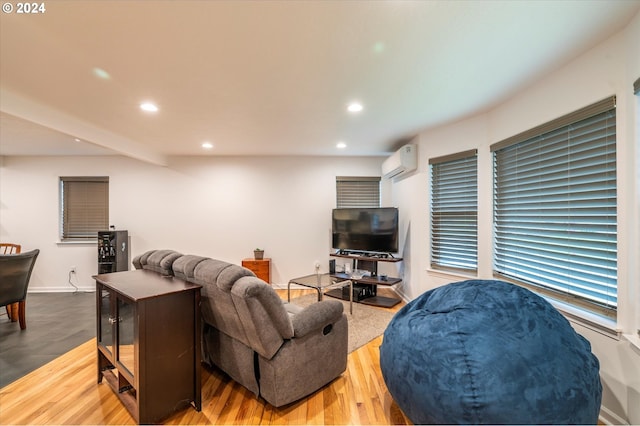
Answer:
[287,273,353,314]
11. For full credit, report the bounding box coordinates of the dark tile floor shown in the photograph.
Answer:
[0,292,95,388]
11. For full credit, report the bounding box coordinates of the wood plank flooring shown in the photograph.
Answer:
[0,288,411,425]
[0,292,96,388]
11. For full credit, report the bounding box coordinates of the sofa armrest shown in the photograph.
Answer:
[291,300,344,338]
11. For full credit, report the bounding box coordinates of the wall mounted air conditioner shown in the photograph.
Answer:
[382,144,417,179]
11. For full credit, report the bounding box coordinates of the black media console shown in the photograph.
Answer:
[327,251,403,308]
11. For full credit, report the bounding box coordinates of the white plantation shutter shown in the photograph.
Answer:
[60,177,109,240]
[430,150,478,272]
[336,176,380,208]
[492,97,617,314]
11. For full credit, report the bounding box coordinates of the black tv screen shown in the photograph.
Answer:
[332,207,399,253]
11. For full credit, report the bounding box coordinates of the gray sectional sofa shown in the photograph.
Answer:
[132,249,348,407]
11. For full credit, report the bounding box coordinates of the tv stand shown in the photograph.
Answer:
[328,252,403,308]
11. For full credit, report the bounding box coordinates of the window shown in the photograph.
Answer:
[336,176,380,208]
[492,97,617,315]
[429,150,478,272]
[60,176,109,240]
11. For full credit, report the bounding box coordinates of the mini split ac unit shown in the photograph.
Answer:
[382,144,417,179]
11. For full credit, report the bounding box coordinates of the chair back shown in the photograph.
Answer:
[230,275,295,359]
[0,249,39,306]
[0,243,21,254]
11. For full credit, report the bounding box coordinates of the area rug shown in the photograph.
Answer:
[290,293,396,353]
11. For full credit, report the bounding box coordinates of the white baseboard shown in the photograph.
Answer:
[599,405,628,425]
[28,287,95,293]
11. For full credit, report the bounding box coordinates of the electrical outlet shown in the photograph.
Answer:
[314,261,320,271]
[70,266,76,274]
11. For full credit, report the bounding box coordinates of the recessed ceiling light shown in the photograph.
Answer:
[202,142,214,149]
[372,42,385,54]
[74,138,81,142]
[92,67,111,80]
[140,102,159,113]
[337,142,347,149]
[347,102,363,113]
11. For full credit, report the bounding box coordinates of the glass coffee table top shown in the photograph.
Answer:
[287,273,353,314]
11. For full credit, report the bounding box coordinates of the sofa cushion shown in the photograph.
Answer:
[132,249,182,275]
[217,263,256,291]
[132,250,153,269]
[189,259,249,342]
[192,259,234,286]
[172,255,209,280]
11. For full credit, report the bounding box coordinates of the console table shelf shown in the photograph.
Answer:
[330,252,403,263]
[330,272,402,286]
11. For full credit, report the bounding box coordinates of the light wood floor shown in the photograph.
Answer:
[0,288,411,425]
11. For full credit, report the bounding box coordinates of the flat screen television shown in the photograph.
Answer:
[332,207,399,253]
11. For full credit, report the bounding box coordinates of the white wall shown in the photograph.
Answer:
[0,155,384,291]
[391,12,640,424]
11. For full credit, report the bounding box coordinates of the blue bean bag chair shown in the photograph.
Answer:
[380,280,602,425]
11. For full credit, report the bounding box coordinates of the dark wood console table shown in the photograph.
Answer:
[328,252,403,308]
[95,270,202,424]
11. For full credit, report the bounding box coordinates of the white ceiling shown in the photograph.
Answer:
[1,0,638,165]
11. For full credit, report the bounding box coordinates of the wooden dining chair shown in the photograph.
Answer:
[0,243,22,320]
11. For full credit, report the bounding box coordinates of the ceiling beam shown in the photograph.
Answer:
[0,89,168,166]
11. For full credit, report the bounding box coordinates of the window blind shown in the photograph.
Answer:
[430,150,478,272]
[492,99,617,312]
[336,176,380,208]
[60,177,109,239]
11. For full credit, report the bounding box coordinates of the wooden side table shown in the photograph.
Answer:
[242,258,271,284]
[95,270,202,424]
